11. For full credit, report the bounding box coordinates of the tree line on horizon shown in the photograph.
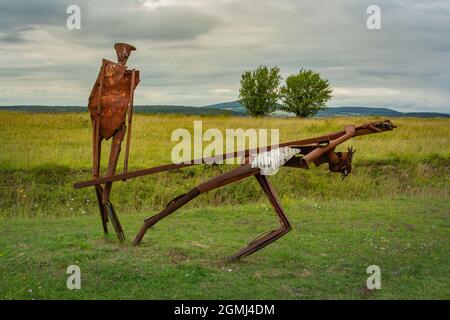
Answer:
[239,66,332,117]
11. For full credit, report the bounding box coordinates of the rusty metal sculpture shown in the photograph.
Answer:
[75,43,396,260]
[87,43,139,241]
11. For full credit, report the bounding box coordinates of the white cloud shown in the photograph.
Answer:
[333,87,401,98]
[210,89,231,94]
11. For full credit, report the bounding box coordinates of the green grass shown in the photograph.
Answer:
[0,111,449,299]
[1,112,449,171]
[0,197,448,299]
[0,112,448,217]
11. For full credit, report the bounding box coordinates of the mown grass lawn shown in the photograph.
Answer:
[0,112,449,299]
[1,197,448,300]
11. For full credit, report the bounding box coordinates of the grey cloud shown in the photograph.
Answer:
[0,1,68,30]
[0,0,218,44]
[73,6,218,45]
[0,33,26,44]
[0,27,36,44]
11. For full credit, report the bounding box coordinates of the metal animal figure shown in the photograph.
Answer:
[75,44,396,260]
[88,43,140,240]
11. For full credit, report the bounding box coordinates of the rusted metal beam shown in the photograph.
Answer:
[73,120,395,189]
[129,119,396,260]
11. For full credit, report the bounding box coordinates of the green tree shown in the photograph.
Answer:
[239,65,282,116]
[280,69,332,118]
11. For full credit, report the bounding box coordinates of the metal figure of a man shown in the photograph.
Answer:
[87,43,140,240]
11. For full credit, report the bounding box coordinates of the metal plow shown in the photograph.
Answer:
[74,43,396,261]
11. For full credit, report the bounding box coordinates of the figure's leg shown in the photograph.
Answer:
[132,164,260,246]
[95,186,108,234]
[102,125,127,241]
[92,119,108,234]
[227,174,292,261]
[104,201,125,241]
[102,125,126,203]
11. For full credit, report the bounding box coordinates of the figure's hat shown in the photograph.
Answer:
[114,43,136,64]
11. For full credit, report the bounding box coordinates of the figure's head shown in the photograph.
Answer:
[114,43,136,65]
[328,147,356,179]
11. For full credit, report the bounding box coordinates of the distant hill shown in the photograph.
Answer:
[0,105,240,116]
[134,105,240,116]
[1,102,448,118]
[0,105,86,113]
[204,101,247,112]
[316,106,450,118]
[203,101,450,118]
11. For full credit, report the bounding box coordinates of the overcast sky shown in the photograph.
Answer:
[0,0,449,112]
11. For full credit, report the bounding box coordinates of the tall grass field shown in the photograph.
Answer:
[0,111,449,299]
